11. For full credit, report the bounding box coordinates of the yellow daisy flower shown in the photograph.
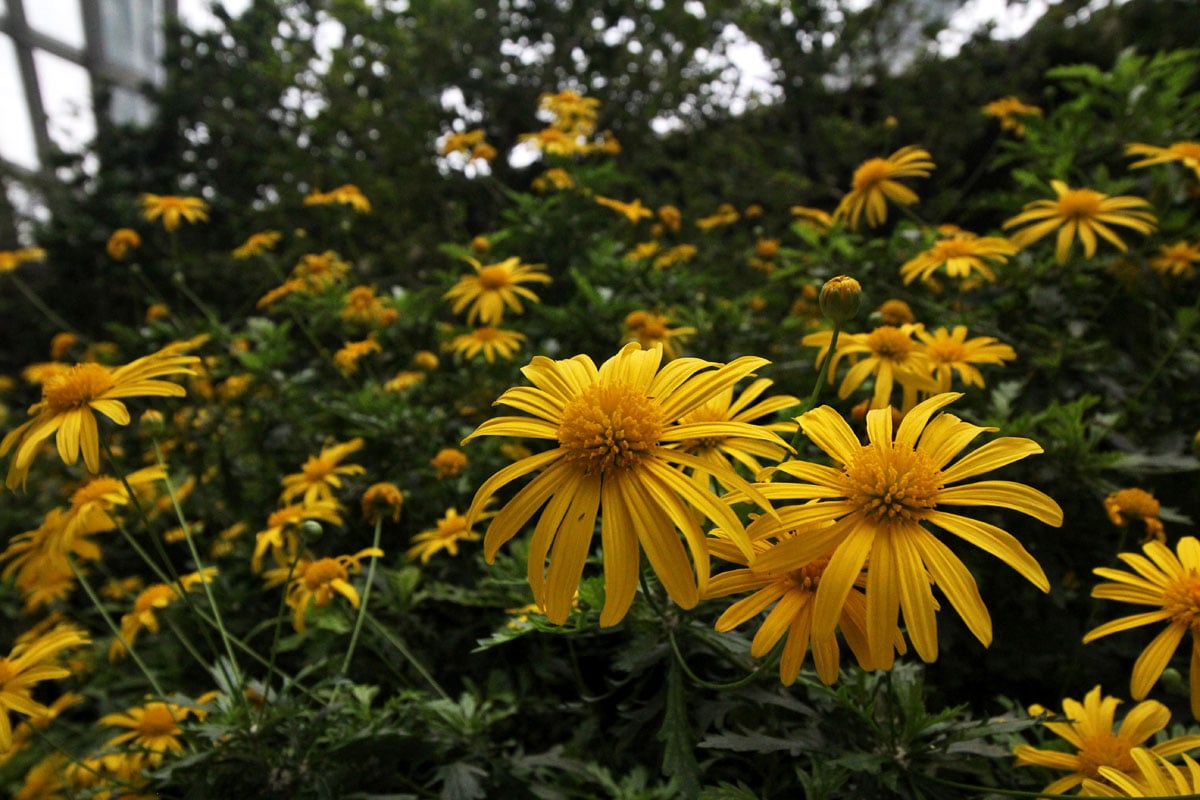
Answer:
[430,448,468,479]
[980,96,1042,136]
[1,347,199,489]
[280,437,366,505]
[443,256,551,326]
[361,482,404,524]
[111,570,214,660]
[705,532,903,686]
[0,247,46,274]
[262,548,383,632]
[915,325,1017,392]
[696,202,740,230]
[622,311,695,360]
[1126,141,1200,181]
[1002,180,1156,263]
[1149,241,1200,278]
[674,377,798,480]
[0,626,90,750]
[1084,748,1200,797]
[448,327,526,363]
[747,392,1062,667]
[1083,535,1200,717]
[407,508,485,564]
[232,230,282,259]
[100,700,198,760]
[304,184,371,213]
[899,231,1017,285]
[832,146,935,230]
[333,337,382,376]
[594,196,654,224]
[461,343,781,626]
[252,500,344,572]
[140,193,209,232]
[802,324,940,411]
[1014,686,1200,795]
[651,244,698,270]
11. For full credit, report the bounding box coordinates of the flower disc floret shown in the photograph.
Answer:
[558,383,664,475]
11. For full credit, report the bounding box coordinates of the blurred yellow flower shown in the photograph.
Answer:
[623,311,695,360]
[900,232,1017,285]
[652,244,697,269]
[1149,240,1200,278]
[0,247,46,274]
[232,230,282,259]
[140,193,209,232]
[430,447,468,479]
[362,482,404,524]
[100,700,201,761]
[696,203,740,230]
[105,229,141,261]
[263,548,382,631]
[444,256,551,325]
[1003,180,1156,263]
[304,184,371,213]
[981,96,1042,136]
[407,508,485,564]
[594,195,653,224]
[833,146,934,229]
[333,337,382,376]
[0,626,89,749]
[448,327,526,363]
[1126,141,1200,181]
[384,369,426,392]
[252,500,344,572]
[280,438,365,505]
[915,325,1017,392]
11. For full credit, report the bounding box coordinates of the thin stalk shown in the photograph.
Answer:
[341,517,384,675]
[261,541,305,712]
[790,321,842,452]
[152,440,246,708]
[68,556,166,697]
[363,611,450,701]
[7,273,84,337]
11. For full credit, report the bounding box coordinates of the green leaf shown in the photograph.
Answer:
[658,659,700,799]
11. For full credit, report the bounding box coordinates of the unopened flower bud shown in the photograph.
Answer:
[299,520,324,541]
[819,275,862,324]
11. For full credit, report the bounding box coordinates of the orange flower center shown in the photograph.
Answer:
[472,327,503,342]
[1055,189,1104,220]
[436,516,470,538]
[477,265,511,290]
[1169,143,1200,166]
[42,363,114,413]
[851,158,892,191]
[639,319,668,339]
[303,558,346,590]
[301,457,335,482]
[865,326,915,362]
[138,704,181,738]
[788,554,832,591]
[0,658,14,685]
[924,338,968,365]
[1074,733,1136,779]
[929,239,978,259]
[558,382,663,476]
[844,443,942,523]
[70,477,125,508]
[1163,571,1200,630]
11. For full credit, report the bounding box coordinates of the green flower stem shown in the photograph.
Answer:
[362,611,450,701]
[261,540,305,712]
[666,627,773,691]
[790,321,843,452]
[7,272,84,337]
[153,440,246,707]
[341,517,384,676]
[68,556,166,697]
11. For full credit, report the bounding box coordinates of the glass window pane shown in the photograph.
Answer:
[110,85,155,127]
[34,48,95,153]
[100,0,162,76]
[0,33,39,169]
[25,0,86,51]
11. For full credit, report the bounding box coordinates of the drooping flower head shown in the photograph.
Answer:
[1,346,200,488]
[746,392,1062,667]
[1002,180,1156,264]
[0,626,90,750]
[140,194,209,232]
[1103,488,1164,543]
[832,146,935,230]
[1014,686,1200,795]
[362,482,404,524]
[105,229,141,261]
[443,256,551,326]
[462,343,782,626]
[1084,535,1200,718]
